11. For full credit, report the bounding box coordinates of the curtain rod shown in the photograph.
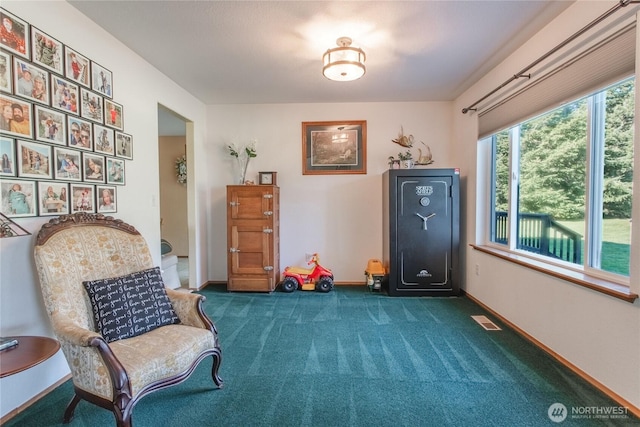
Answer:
[462,0,637,114]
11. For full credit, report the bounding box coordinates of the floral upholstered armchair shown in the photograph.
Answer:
[33,213,222,427]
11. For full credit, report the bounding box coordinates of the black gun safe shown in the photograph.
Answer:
[382,168,460,296]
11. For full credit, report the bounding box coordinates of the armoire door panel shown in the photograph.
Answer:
[227,185,280,292]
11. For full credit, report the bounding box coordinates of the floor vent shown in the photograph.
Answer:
[471,315,501,331]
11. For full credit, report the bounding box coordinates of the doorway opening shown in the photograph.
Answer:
[158,105,189,288]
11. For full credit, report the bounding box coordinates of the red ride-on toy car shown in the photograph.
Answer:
[280,253,334,293]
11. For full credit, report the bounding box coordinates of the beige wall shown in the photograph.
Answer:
[205,102,453,282]
[159,136,188,256]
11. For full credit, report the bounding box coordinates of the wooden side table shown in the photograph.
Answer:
[0,336,60,378]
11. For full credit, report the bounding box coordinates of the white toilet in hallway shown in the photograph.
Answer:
[161,254,180,289]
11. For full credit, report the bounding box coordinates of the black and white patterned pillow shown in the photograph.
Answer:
[83,266,180,343]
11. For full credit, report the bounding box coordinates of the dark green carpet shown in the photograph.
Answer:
[5,285,638,427]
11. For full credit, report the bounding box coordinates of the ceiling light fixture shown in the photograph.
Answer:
[322,37,366,82]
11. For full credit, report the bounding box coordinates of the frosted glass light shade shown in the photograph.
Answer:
[322,37,366,82]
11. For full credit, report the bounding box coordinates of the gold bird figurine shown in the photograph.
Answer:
[392,126,414,148]
[416,142,434,165]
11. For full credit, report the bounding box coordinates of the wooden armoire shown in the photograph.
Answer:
[226,185,280,292]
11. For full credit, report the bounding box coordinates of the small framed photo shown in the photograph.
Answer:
[13,58,50,105]
[0,9,29,59]
[51,75,79,115]
[93,124,114,156]
[80,87,103,123]
[115,131,132,159]
[64,46,90,87]
[17,139,52,179]
[0,93,33,139]
[34,105,66,145]
[38,180,69,216]
[83,152,104,183]
[0,137,15,176]
[1,178,36,217]
[106,157,125,185]
[31,27,63,75]
[67,116,93,150]
[0,51,11,93]
[96,184,116,213]
[91,61,112,98]
[104,99,123,130]
[70,183,95,213]
[53,147,81,181]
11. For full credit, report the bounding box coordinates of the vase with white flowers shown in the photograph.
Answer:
[227,140,257,184]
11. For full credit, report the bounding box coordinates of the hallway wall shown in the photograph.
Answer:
[159,136,188,256]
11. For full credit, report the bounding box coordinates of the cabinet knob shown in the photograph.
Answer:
[263,211,273,216]
[229,247,240,253]
[263,194,273,199]
[263,228,273,233]
[264,266,274,271]
[229,201,240,207]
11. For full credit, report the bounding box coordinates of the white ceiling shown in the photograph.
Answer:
[69,0,574,134]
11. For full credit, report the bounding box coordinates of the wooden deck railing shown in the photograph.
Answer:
[493,211,582,263]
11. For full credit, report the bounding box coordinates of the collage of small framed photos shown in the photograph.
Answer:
[0,8,131,217]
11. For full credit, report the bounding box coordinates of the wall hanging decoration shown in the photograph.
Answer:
[415,141,434,165]
[93,124,114,156]
[392,126,413,148]
[67,116,93,151]
[34,105,66,145]
[105,99,123,130]
[388,126,433,168]
[0,94,33,139]
[38,180,68,215]
[0,9,29,59]
[0,136,15,176]
[64,46,89,87]
[17,139,52,179]
[115,131,132,159]
[302,120,366,175]
[79,87,103,123]
[53,147,81,181]
[175,155,186,185]
[106,157,125,185]
[97,184,116,213]
[90,61,112,98]
[82,152,105,183]
[13,58,50,105]
[30,27,63,75]
[0,51,12,92]
[0,7,134,217]
[0,178,36,217]
[70,183,95,213]
[50,75,79,115]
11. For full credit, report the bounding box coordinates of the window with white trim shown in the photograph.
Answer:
[486,77,634,278]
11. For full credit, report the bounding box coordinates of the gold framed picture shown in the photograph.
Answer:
[301,120,366,175]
